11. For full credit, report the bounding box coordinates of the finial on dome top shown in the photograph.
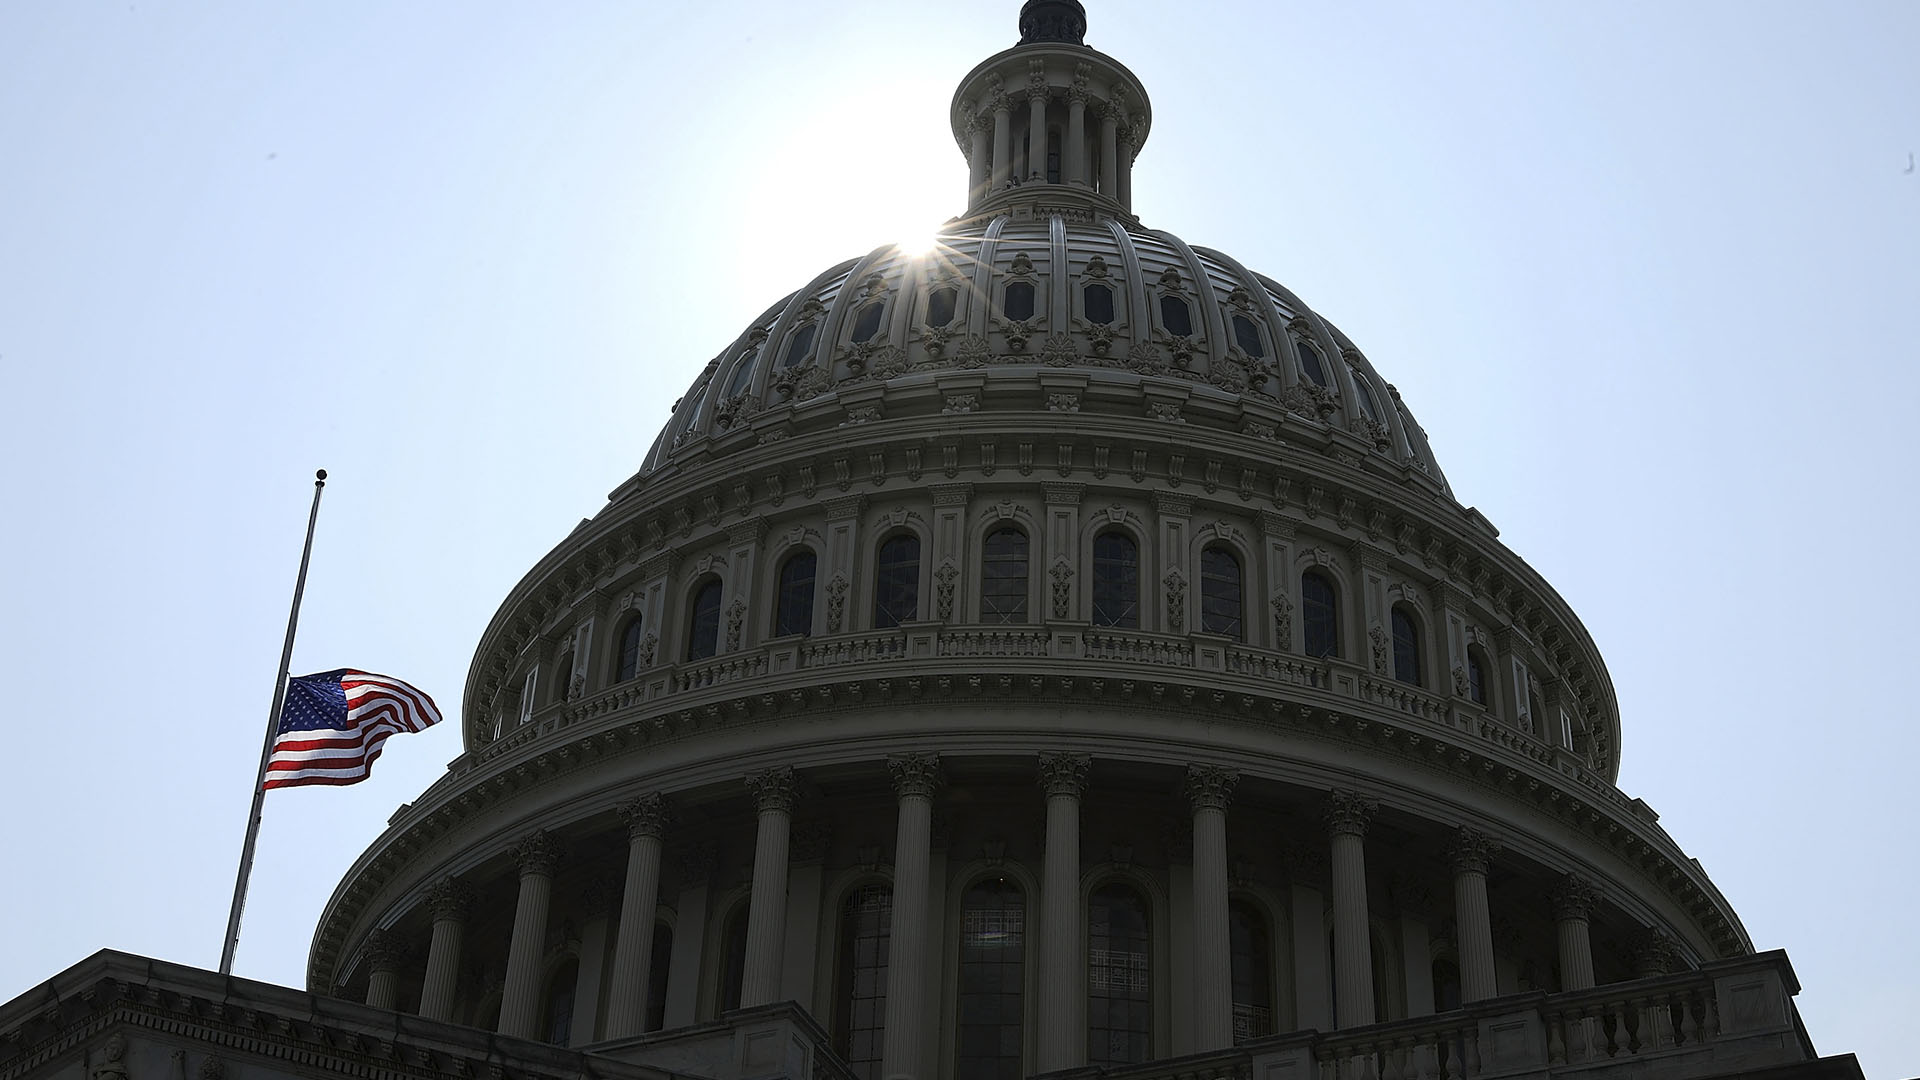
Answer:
[1018,0,1087,45]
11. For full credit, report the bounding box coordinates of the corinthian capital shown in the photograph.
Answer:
[618,792,672,841]
[888,753,943,799]
[1552,874,1598,923]
[1325,789,1378,839]
[1036,752,1091,798]
[1446,827,1500,876]
[425,877,474,923]
[362,928,407,974]
[1184,764,1238,812]
[514,829,565,877]
[746,765,797,813]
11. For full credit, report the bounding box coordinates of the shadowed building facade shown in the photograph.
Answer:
[0,4,1867,1080]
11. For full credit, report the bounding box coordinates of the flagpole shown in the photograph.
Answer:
[220,468,328,977]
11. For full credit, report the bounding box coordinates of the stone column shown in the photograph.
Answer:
[1326,790,1378,1029]
[1116,123,1136,210]
[740,766,797,1007]
[1026,83,1049,181]
[1187,765,1238,1051]
[881,754,942,1080]
[418,878,473,1021]
[1552,875,1598,991]
[605,793,671,1038]
[1036,752,1090,1073]
[1631,929,1680,1047]
[498,830,565,1039]
[1448,828,1501,1003]
[362,928,405,1011]
[968,113,992,205]
[990,87,1013,191]
[1066,83,1088,185]
[1098,105,1118,198]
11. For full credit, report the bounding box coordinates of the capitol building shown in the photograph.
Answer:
[0,4,1870,1080]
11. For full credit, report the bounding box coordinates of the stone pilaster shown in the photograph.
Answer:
[1186,765,1238,1051]
[739,767,797,1007]
[605,794,671,1037]
[498,831,564,1039]
[1447,827,1501,1002]
[1036,752,1090,1072]
[1326,790,1378,1028]
[881,754,942,1080]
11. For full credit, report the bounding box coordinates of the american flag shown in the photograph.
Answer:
[264,669,442,789]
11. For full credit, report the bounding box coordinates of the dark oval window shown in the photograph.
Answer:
[686,579,722,661]
[850,301,886,344]
[782,323,818,369]
[874,535,921,628]
[1160,294,1193,337]
[774,551,817,637]
[725,353,759,396]
[1084,283,1115,325]
[1302,571,1339,658]
[1004,281,1036,322]
[1231,314,1265,358]
[1296,340,1328,387]
[926,287,958,327]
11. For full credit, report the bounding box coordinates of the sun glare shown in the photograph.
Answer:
[894,227,945,257]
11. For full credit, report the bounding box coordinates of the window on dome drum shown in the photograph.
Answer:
[1088,882,1151,1066]
[1229,900,1274,1043]
[1083,282,1115,325]
[1392,607,1422,686]
[1003,281,1036,322]
[724,352,758,397]
[1231,314,1266,358]
[616,615,646,682]
[1091,531,1141,628]
[1467,648,1490,707]
[1297,340,1328,386]
[1302,571,1339,658]
[686,579,723,661]
[774,550,817,637]
[1199,546,1243,639]
[926,286,958,327]
[850,301,886,344]
[645,922,672,1032]
[981,528,1030,623]
[873,535,921,628]
[552,653,573,702]
[956,877,1026,1079]
[1160,294,1193,337]
[1047,129,1062,184]
[543,959,577,1045]
[1350,371,1381,421]
[834,884,893,1080]
[781,322,818,369]
[720,901,749,1012]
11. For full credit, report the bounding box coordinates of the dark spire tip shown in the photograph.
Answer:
[1018,0,1087,46]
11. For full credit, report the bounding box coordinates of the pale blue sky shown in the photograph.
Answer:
[2,2,1916,1076]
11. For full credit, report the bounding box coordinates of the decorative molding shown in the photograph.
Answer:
[1552,874,1598,923]
[514,830,565,877]
[745,765,797,813]
[618,792,671,842]
[887,753,943,799]
[1184,764,1238,812]
[361,928,407,974]
[1049,559,1075,618]
[425,877,474,924]
[1036,751,1091,798]
[1271,591,1293,645]
[1164,569,1187,632]
[1325,789,1378,839]
[1446,826,1500,876]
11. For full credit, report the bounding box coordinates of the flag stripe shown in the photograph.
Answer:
[265,669,438,790]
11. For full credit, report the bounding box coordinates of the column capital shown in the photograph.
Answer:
[1446,827,1500,876]
[514,829,565,877]
[746,765,797,813]
[1551,874,1598,923]
[362,928,407,974]
[1630,927,1680,978]
[425,877,474,923]
[618,792,672,841]
[1325,789,1379,839]
[1036,752,1091,798]
[888,753,944,799]
[1184,764,1238,812]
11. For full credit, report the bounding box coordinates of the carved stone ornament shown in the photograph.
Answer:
[922,322,956,356]
[426,877,475,923]
[1369,622,1389,673]
[1271,591,1293,645]
[1164,569,1187,632]
[1209,350,1253,393]
[1046,392,1080,413]
[942,393,979,414]
[956,334,992,368]
[770,359,831,402]
[362,927,407,973]
[935,561,959,621]
[1127,341,1167,375]
[93,1035,128,1080]
[1084,321,1116,355]
[566,672,585,702]
[1349,415,1391,449]
[1049,559,1075,618]
[1552,874,1598,923]
[1325,789,1379,838]
[1037,751,1091,797]
[1452,664,1470,698]
[745,765,797,813]
[825,573,849,632]
[198,1057,226,1080]
[1184,764,1238,812]
[639,632,658,669]
[888,752,943,799]
[1446,827,1500,876]
[724,599,745,651]
[1040,332,1077,367]
[1085,253,1110,278]
[1001,317,1042,352]
[514,830,565,877]
[618,792,671,841]
[1630,928,1680,978]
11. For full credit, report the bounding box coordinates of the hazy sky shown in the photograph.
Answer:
[3,2,1916,1076]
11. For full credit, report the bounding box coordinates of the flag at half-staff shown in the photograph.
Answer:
[264,669,443,789]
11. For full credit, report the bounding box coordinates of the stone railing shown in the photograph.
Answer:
[1358,674,1450,723]
[1084,629,1196,667]
[937,627,1051,657]
[1227,646,1327,689]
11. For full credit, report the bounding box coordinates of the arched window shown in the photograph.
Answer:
[774,550,817,637]
[1091,531,1141,628]
[1467,647,1490,707]
[873,535,921,628]
[543,958,578,1045]
[781,323,818,369]
[1160,294,1193,336]
[1084,283,1115,325]
[1231,314,1266,358]
[1004,281,1036,322]
[834,884,893,1080]
[552,653,573,703]
[1229,900,1273,1042]
[926,287,958,328]
[1392,606,1422,686]
[686,579,723,661]
[645,922,672,1032]
[616,615,646,683]
[957,877,1026,1079]
[720,901,749,1013]
[1350,370,1381,421]
[1199,546,1243,639]
[1297,340,1328,387]
[1088,882,1151,1066]
[1302,571,1339,658]
[981,528,1030,623]
[850,301,886,344]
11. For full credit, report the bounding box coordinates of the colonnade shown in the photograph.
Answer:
[371,756,1628,1076]
[966,80,1135,210]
